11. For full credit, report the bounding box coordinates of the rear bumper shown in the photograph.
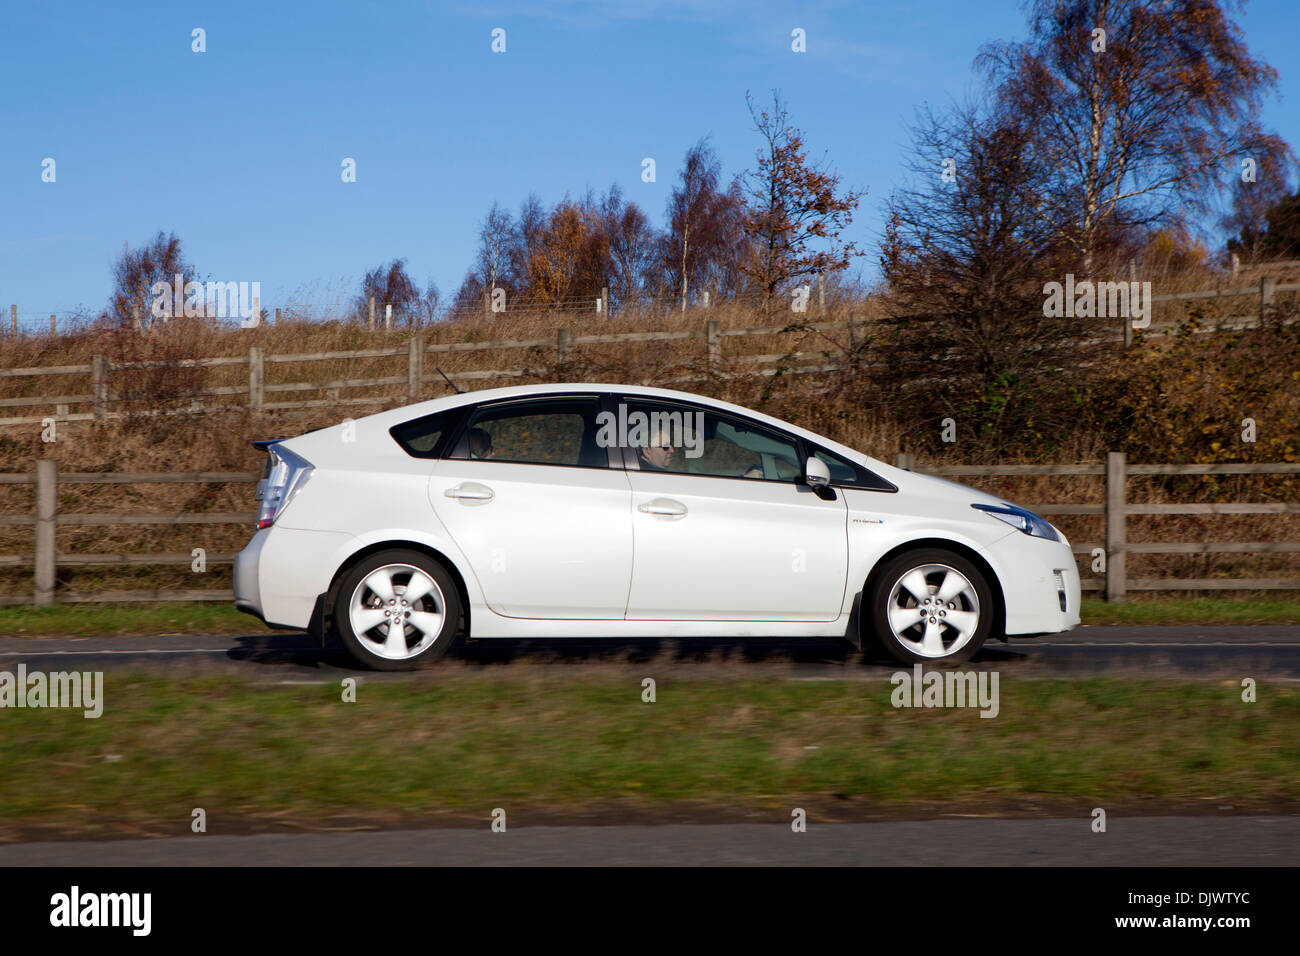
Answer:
[233,525,355,629]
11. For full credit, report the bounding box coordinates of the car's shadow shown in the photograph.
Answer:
[225,631,1029,672]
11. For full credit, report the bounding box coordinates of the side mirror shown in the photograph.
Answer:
[804,456,831,489]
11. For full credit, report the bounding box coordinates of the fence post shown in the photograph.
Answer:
[1261,276,1276,328]
[34,459,57,606]
[368,297,376,331]
[408,337,423,402]
[600,286,609,316]
[817,272,825,315]
[275,307,281,326]
[385,304,393,331]
[248,346,264,413]
[92,354,108,421]
[895,452,914,471]
[557,328,572,366]
[50,314,56,336]
[1123,260,1137,348]
[847,311,858,366]
[132,304,141,333]
[9,304,15,335]
[1105,451,1127,603]
[706,319,721,369]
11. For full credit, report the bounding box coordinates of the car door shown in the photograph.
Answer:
[429,394,634,619]
[616,397,849,622]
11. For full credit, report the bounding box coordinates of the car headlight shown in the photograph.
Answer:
[971,502,1060,541]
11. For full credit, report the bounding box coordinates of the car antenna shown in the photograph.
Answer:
[435,368,463,394]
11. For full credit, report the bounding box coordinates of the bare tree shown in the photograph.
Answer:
[1222,139,1298,262]
[476,202,515,297]
[978,0,1287,271]
[663,139,734,311]
[109,231,198,331]
[600,184,659,311]
[877,98,1107,453]
[413,278,442,327]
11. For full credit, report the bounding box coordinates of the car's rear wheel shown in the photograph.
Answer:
[334,549,460,670]
[868,548,992,664]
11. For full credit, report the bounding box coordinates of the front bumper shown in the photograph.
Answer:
[983,530,1082,636]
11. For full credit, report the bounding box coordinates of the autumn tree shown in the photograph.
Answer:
[740,91,864,308]
[109,231,198,331]
[978,0,1287,272]
[528,198,609,305]
[508,193,548,298]
[354,259,421,325]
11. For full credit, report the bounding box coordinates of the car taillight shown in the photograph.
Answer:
[255,445,313,529]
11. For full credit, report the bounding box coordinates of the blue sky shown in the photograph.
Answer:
[2,0,1297,329]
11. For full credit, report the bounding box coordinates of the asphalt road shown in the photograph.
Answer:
[0,817,1295,866]
[2,624,1298,680]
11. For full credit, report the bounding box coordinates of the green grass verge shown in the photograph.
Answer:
[0,674,1296,837]
[1078,597,1300,625]
[2,596,1298,639]
[0,603,277,638]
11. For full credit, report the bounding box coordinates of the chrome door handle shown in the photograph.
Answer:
[637,498,687,517]
[444,482,494,501]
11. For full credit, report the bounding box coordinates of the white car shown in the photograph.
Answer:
[233,384,1080,670]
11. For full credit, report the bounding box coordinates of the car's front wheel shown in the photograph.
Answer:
[334,549,461,670]
[868,548,992,664]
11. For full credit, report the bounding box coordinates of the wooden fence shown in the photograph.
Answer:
[897,453,1300,599]
[0,455,1297,606]
[3,275,1297,428]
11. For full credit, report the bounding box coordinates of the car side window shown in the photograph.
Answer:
[618,400,802,481]
[457,397,608,468]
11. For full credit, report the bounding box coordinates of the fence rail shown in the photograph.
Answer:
[3,275,1298,427]
[0,456,1296,606]
[894,452,1300,597]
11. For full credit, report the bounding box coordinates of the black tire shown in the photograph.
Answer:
[333,549,461,671]
[866,548,993,664]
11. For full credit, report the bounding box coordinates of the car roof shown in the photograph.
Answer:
[284,383,884,470]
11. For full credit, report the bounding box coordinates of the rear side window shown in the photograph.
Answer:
[455,396,608,468]
[389,410,461,459]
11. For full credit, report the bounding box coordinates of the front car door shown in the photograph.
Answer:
[614,397,849,622]
[429,394,633,619]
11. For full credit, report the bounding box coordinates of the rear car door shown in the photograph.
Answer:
[429,394,634,619]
